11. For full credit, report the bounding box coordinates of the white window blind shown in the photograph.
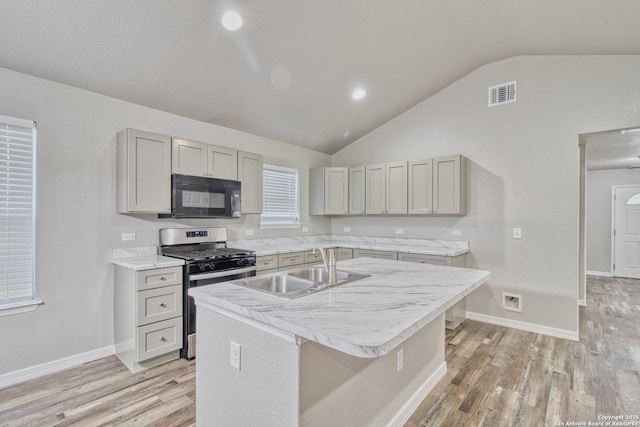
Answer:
[0,115,36,306]
[261,164,299,227]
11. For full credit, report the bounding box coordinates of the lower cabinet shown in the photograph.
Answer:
[337,248,353,261]
[114,266,183,372]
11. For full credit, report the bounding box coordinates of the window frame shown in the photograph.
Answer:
[260,163,301,229]
[0,114,41,316]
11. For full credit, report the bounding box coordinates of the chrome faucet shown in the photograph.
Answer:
[313,247,337,285]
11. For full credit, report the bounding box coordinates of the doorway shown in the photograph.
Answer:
[612,185,640,279]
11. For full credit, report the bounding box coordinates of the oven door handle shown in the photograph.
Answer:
[188,266,257,281]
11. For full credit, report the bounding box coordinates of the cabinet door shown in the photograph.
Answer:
[408,159,433,214]
[171,138,208,177]
[433,155,466,215]
[365,164,386,214]
[385,161,408,214]
[208,145,238,179]
[324,168,348,215]
[238,151,263,214]
[118,129,172,213]
[349,167,365,215]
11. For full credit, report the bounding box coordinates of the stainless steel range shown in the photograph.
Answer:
[159,227,256,359]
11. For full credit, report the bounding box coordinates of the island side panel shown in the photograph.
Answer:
[299,315,446,427]
[195,307,300,426]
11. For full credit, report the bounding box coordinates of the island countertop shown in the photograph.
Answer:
[189,257,490,358]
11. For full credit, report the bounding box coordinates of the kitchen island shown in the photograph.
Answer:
[189,257,490,426]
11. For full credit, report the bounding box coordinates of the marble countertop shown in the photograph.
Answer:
[189,257,489,358]
[230,236,469,257]
[111,255,184,270]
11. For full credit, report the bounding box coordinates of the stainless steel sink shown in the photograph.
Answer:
[231,267,369,299]
[231,275,316,298]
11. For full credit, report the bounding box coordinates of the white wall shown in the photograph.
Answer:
[0,66,330,376]
[332,56,640,335]
[586,168,640,274]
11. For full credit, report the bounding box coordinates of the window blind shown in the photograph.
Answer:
[0,115,36,305]
[261,164,299,226]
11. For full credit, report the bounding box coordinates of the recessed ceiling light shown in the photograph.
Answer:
[352,88,366,100]
[222,11,243,31]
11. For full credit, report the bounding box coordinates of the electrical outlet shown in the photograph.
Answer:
[230,341,241,370]
[451,230,462,237]
[302,227,309,233]
[245,229,254,236]
[395,228,404,235]
[343,227,351,233]
[121,233,136,241]
[513,228,522,239]
[396,349,404,372]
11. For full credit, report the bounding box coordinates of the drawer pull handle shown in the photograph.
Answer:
[160,337,167,342]
[160,303,167,308]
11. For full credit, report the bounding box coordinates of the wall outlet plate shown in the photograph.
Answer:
[343,227,351,233]
[245,229,254,236]
[395,228,404,235]
[121,233,136,241]
[396,348,404,372]
[451,230,462,236]
[230,341,241,370]
[302,227,309,233]
[513,228,522,239]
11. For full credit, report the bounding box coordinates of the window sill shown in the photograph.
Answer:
[260,223,301,229]
[0,300,44,317]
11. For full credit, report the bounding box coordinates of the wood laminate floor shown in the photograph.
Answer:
[1,275,638,426]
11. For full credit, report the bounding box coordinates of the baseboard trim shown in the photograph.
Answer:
[586,270,612,277]
[465,312,579,341]
[0,345,115,389]
[386,361,447,427]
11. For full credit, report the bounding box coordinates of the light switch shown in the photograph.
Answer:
[513,228,522,239]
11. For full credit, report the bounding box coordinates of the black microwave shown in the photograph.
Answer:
[166,174,241,219]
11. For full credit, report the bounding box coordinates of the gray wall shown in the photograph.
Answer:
[331,56,640,334]
[0,66,331,376]
[586,168,640,273]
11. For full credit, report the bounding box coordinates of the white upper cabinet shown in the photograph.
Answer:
[408,159,433,214]
[385,161,408,214]
[348,166,365,215]
[172,138,237,180]
[408,155,467,215]
[116,129,171,213]
[433,154,466,215]
[208,145,237,179]
[238,151,263,214]
[365,164,386,214]
[365,162,407,214]
[310,167,349,215]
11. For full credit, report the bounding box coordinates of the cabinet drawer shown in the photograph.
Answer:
[136,317,183,362]
[337,248,353,261]
[257,268,279,276]
[398,253,452,266]
[256,255,278,271]
[352,249,398,260]
[136,266,182,291]
[136,285,182,326]
[304,250,326,264]
[278,252,306,268]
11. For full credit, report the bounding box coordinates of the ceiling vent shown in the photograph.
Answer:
[488,81,516,107]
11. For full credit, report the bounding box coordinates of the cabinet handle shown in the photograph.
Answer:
[160,277,166,281]
[160,303,167,308]
[160,337,167,342]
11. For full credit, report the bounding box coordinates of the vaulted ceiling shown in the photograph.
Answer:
[1,0,640,154]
